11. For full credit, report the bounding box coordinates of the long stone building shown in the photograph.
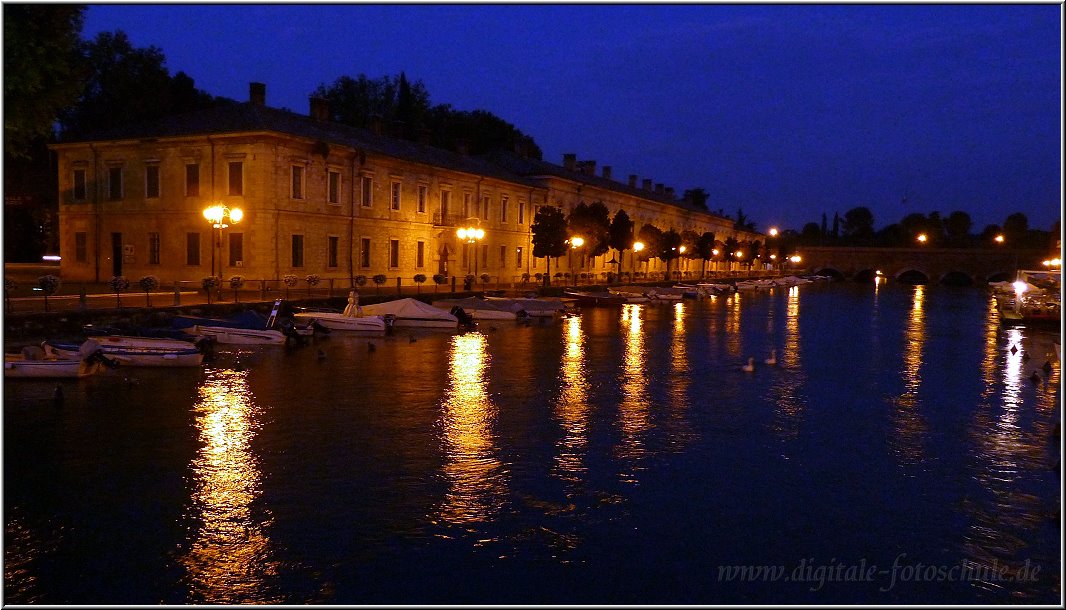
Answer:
[51,83,761,287]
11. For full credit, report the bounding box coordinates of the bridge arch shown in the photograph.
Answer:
[895,268,930,284]
[813,267,845,281]
[939,270,974,286]
[852,268,878,283]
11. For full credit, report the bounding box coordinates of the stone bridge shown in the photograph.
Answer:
[798,246,1045,285]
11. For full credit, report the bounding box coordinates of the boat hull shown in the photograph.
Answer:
[293,312,386,332]
[192,325,288,345]
[4,357,102,378]
[46,336,205,367]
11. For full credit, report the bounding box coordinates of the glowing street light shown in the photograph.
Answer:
[1042,258,1061,267]
[789,255,802,264]
[570,236,585,248]
[202,204,243,298]
[994,234,1005,244]
[457,222,486,277]
[916,233,928,244]
[768,227,778,237]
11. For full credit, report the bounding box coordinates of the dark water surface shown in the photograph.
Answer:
[4,283,1060,604]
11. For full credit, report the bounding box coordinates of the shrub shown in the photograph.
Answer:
[138,275,160,307]
[37,274,61,312]
[413,273,427,293]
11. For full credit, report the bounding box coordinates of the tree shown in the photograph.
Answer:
[567,201,610,258]
[842,206,875,241]
[608,209,635,267]
[108,275,129,309]
[724,236,739,266]
[413,273,427,294]
[659,229,683,278]
[1003,212,1029,244]
[944,211,973,246]
[531,206,569,285]
[800,222,822,244]
[3,5,87,157]
[696,232,716,277]
[138,274,160,307]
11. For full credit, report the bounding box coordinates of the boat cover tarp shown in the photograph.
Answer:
[171,309,270,330]
[361,298,458,322]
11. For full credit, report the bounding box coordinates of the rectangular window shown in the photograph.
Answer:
[499,245,506,266]
[73,169,87,201]
[185,163,200,197]
[328,170,341,205]
[328,236,339,268]
[228,161,243,196]
[361,175,372,207]
[360,237,371,268]
[291,165,304,199]
[291,234,304,267]
[186,233,201,266]
[482,195,490,220]
[516,246,524,269]
[229,233,243,267]
[463,193,472,218]
[389,239,400,268]
[145,165,160,199]
[107,167,123,200]
[75,232,87,262]
[462,243,469,268]
[417,185,428,214]
[149,232,160,265]
[501,196,509,223]
[438,189,448,217]
[416,241,425,268]
[391,181,401,211]
[518,201,526,224]
[481,244,488,269]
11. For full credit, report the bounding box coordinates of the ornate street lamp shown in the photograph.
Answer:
[633,241,645,279]
[456,221,485,276]
[569,236,584,285]
[203,204,243,299]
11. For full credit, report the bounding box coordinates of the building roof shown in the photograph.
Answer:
[59,97,740,228]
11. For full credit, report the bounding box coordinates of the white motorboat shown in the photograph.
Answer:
[484,296,570,317]
[432,297,518,321]
[4,340,111,379]
[293,291,389,332]
[293,311,387,332]
[45,335,205,367]
[360,298,459,329]
[192,325,289,345]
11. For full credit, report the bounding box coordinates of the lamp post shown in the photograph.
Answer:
[767,227,778,271]
[203,204,243,299]
[569,236,584,285]
[457,221,485,279]
[633,241,645,281]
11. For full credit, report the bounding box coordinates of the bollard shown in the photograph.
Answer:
[173,284,181,306]
[451,276,457,293]
[79,285,87,311]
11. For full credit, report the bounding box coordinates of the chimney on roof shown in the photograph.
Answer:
[643,178,652,191]
[629,174,638,188]
[309,96,330,122]
[582,160,596,176]
[563,153,576,171]
[665,187,675,199]
[602,166,612,180]
[250,82,266,106]
[655,183,665,195]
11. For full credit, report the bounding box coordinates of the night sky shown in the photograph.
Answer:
[82,4,1062,234]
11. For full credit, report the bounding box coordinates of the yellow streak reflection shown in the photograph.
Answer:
[183,368,280,604]
[617,304,650,481]
[890,284,928,465]
[725,292,742,356]
[771,286,806,440]
[664,302,694,450]
[439,333,506,525]
[553,315,589,483]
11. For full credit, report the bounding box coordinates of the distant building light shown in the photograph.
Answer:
[42,255,61,262]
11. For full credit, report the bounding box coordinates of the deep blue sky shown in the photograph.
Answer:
[83,4,1062,234]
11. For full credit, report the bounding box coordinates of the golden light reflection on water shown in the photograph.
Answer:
[664,301,695,451]
[962,304,1061,598]
[553,315,590,483]
[889,284,928,465]
[725,292,742,357]
[617,304,651,482]
[438,332,506,526]
[182,368,280,604]
[770,286,806,440]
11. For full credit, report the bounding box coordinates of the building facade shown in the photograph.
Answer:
[51,83,761,287]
